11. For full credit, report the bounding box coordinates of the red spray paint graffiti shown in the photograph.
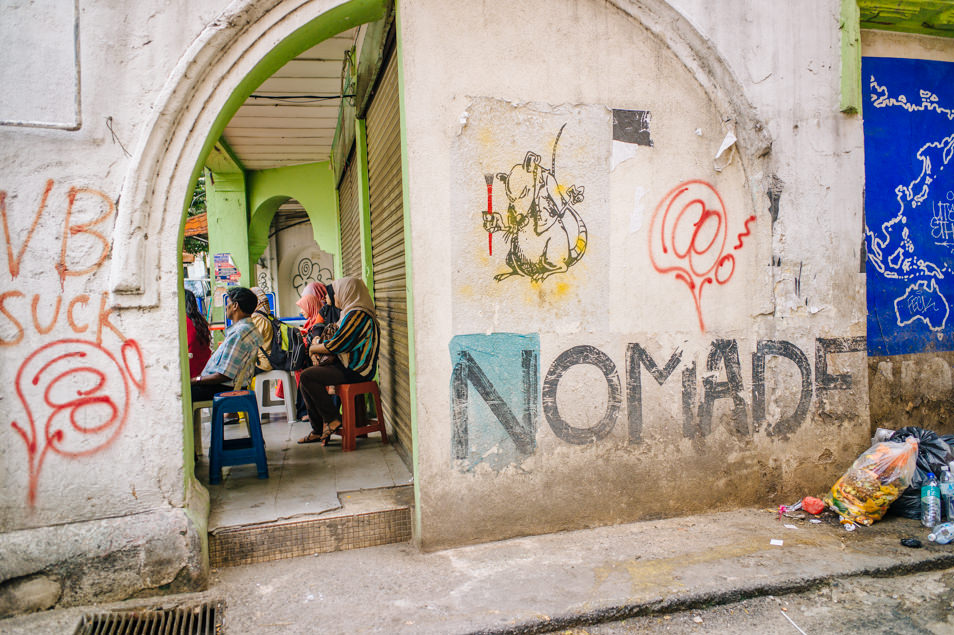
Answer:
[648,180,756,332]
[1,180,149,507]
[10,338,145,507]
[1,180,115,288]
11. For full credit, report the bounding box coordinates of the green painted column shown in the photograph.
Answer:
[840,0,862,114]
[206,168,251,324]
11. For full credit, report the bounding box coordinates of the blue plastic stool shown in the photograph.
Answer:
[208,390,268,485]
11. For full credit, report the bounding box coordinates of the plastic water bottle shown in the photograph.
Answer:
[922,472,942,528]
[941,466,954,521]
[928,521,954,545]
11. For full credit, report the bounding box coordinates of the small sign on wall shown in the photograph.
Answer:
[213,252,240,286]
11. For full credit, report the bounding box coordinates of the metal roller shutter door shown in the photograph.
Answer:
[366,51,411,454]
[337,147,362,279]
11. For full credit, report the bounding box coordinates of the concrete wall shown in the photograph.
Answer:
[860,30,954,434]
[0,0,235,613]
[274,226,336,318]
[400,0,869,549]
[0,0,878,614]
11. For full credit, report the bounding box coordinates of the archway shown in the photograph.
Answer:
[107,0,398,562]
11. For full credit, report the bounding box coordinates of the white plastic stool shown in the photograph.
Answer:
[192,400,212,456]
[253,369,297,423]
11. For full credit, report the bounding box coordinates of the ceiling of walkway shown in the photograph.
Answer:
[221,28,357,171]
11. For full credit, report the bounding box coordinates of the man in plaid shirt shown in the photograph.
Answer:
[190,286,264,402]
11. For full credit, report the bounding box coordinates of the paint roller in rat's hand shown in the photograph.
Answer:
[483,173,494,256]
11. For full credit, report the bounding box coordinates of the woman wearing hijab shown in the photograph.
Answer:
[297,276,379,445]
[301,281,341,323]
[292,285,327,422]
[296,281,342,342]
[249,287,274,373]
[184,289,211,378]
[296,285,326,343]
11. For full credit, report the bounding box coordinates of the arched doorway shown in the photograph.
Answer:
[109,0,415,567]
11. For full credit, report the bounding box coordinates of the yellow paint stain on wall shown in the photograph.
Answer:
[522,279,572,305]
[575,237,587,253]
[477,127,497,151]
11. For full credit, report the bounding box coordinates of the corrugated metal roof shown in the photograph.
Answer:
[184,213,208,237]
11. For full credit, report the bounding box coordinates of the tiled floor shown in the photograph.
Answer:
[195,411,413,532]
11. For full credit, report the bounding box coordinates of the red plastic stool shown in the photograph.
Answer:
[336,381,389,452]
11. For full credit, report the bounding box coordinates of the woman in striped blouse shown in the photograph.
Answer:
[297,276,380,445]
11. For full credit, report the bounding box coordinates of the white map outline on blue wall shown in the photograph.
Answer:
[865,74,954,333]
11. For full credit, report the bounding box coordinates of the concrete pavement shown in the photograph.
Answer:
[3,507,954,634]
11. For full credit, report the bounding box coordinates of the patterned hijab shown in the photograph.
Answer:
[251,287,271,315]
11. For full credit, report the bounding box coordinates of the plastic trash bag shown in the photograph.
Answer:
[824,438,919,526]
[886,427,954,519]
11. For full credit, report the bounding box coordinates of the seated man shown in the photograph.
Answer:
[190,286,264,402]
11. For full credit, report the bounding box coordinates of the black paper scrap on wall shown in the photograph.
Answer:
[612,109,653,147]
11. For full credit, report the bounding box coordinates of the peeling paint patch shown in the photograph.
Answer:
[450,333,540,471]
[767,175,784,224]
[629,186,648,234]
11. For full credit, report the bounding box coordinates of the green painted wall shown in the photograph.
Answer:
[246,161,340,267]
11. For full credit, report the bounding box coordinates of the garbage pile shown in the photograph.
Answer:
[781,426,954,543]
[823,435,918,526]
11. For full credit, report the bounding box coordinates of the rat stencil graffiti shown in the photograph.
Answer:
[481,125,588,282]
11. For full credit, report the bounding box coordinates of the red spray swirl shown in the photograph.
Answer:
[10,338,145,506]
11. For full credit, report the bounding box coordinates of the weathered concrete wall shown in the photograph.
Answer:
[0,0,373,616]
[861,30,954,436]
[0,1,231,614]
[0,0,877,614]
[401,0,869,549]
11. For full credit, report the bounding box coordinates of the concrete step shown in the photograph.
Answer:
[208,485,412,568]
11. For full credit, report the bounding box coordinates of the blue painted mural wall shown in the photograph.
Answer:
[864,56,954,355]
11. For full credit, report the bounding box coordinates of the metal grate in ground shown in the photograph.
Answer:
[74,601,223,635]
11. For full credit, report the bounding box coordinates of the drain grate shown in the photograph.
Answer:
[74,600,223,635]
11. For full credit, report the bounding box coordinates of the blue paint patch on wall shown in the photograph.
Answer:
[863,56,954,355]
[449,333,540,471]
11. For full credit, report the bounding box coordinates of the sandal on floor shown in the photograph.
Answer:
[321,422,342,446]
[298,431,324,444]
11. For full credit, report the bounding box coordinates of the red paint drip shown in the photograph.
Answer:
[734,215,756,250]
